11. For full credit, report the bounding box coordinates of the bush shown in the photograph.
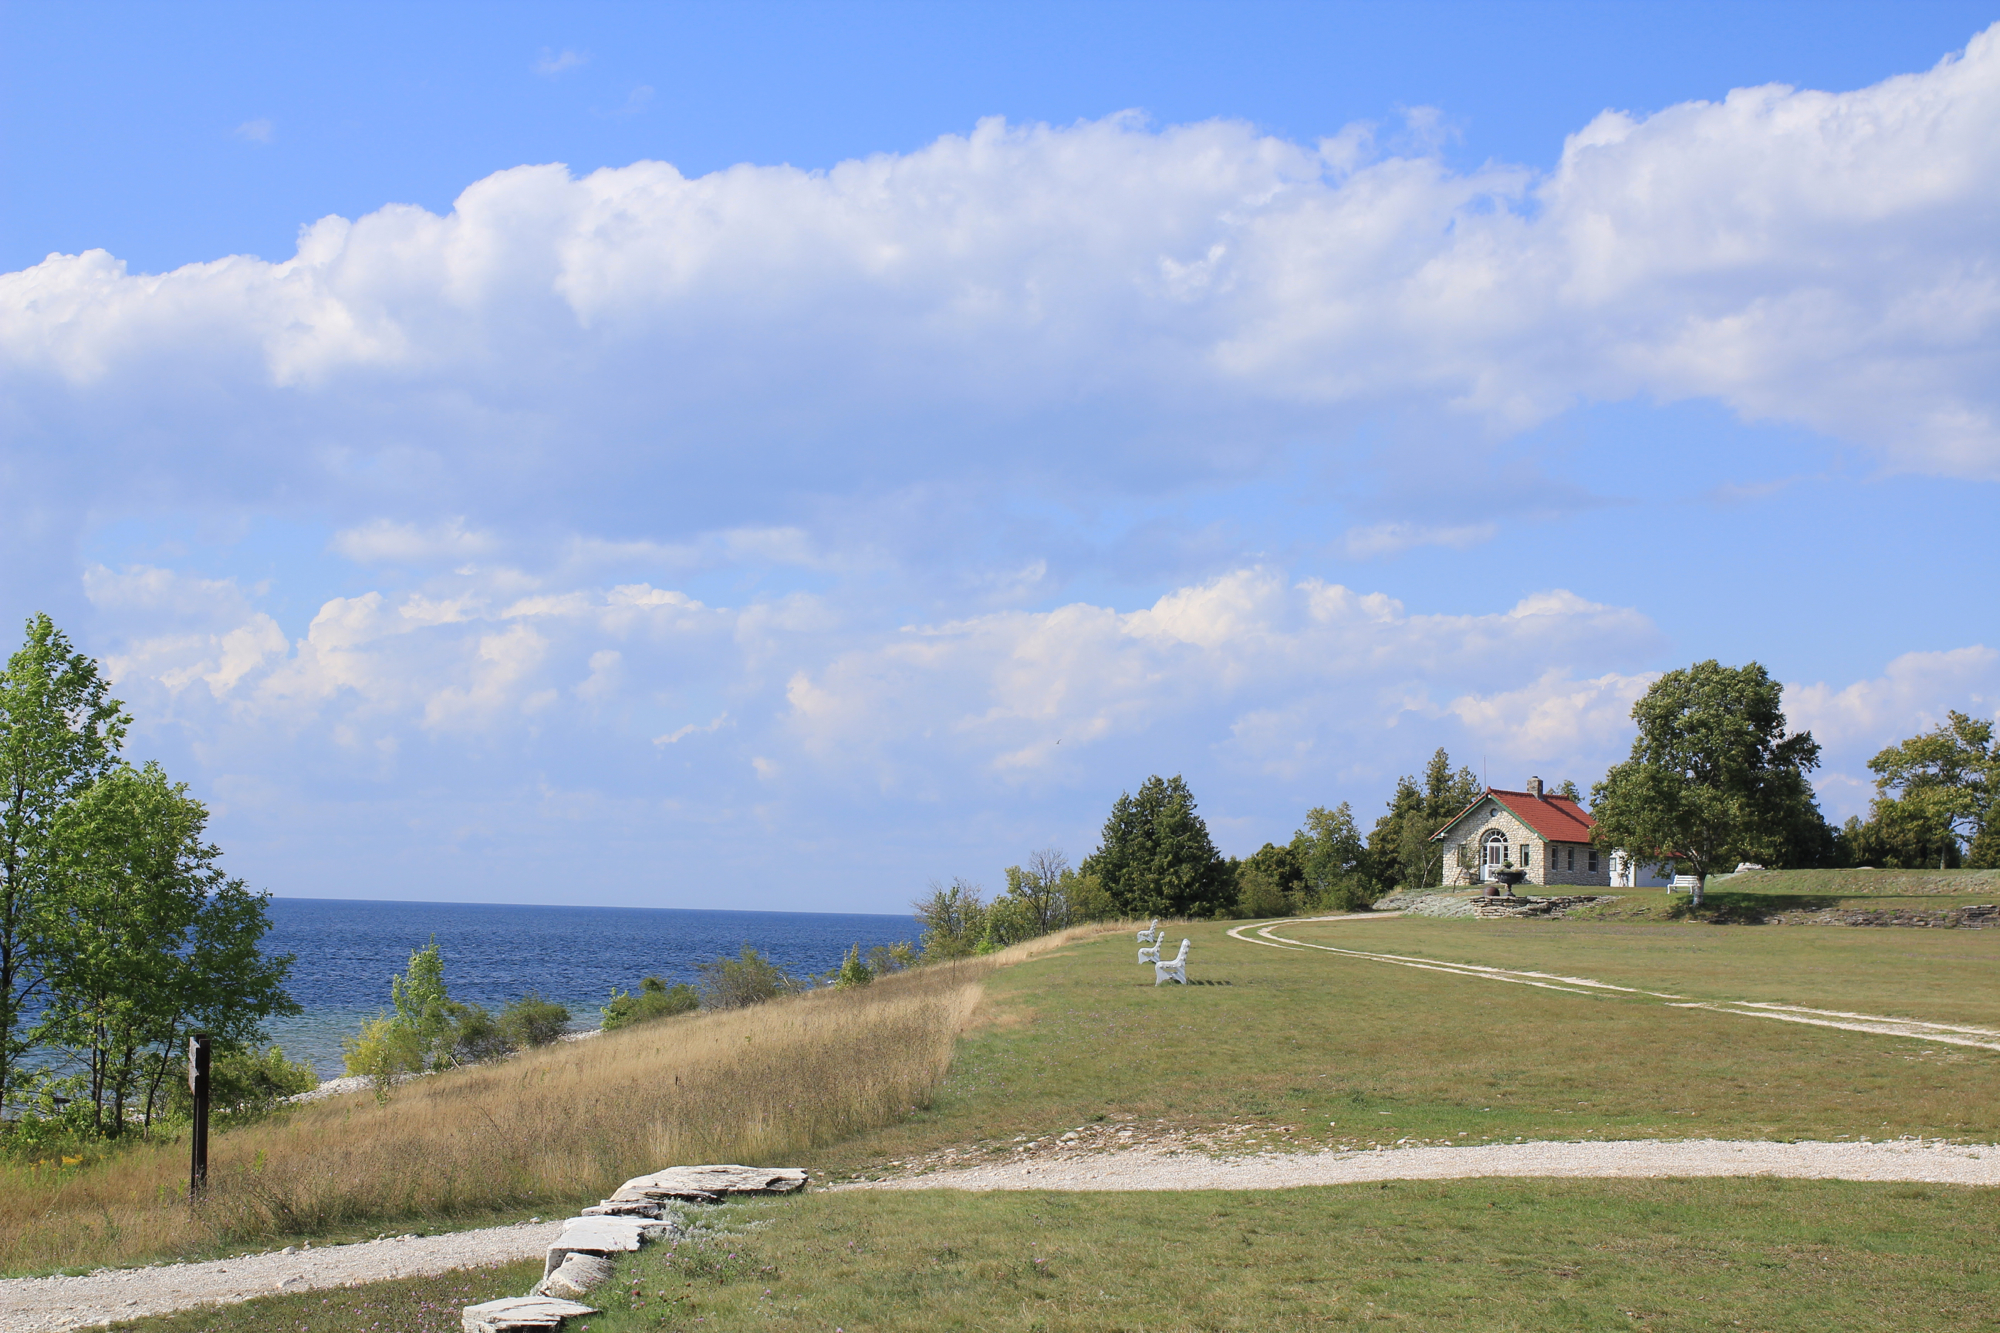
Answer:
[601,976,701,1031]
[835,945,873,988]
[449,1003,513,1065]
[163,1045,317,1124]
[696,946,804,1010]
[498,993,571,1048]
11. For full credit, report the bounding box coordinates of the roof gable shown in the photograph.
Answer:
[1429,787,1596,843]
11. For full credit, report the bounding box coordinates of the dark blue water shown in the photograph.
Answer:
[260,898,922,1078]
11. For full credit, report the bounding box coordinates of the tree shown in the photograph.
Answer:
[913,878,987,959]
[999,848,1075,937]
[1364,749,1482,893]
[1865,712,1998,869]
[1590,660,1824,906]
[1234,840,1307,917]
[1292,805,1372,909]
[1081,775,1232,918]
[344,936,464,1094]
[33,761,297,1133]
[0,614,129,1109]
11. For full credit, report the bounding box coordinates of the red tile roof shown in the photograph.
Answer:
[1431,788,1596,843]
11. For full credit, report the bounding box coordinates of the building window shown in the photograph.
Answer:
[1521,845,1531,867]
[1483,831,1507,865]
[1588,849,1598,872]
[1566,847,1575,870]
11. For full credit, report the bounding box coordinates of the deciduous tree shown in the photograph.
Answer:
[0,615,128,1108]
[1866,711,1998,869]
[1590,661,1824,906]
[34,761,296,1132]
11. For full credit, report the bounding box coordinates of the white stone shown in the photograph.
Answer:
[462,1295,598,1333]
[607,1164,809,1204]
[544,1216,670,1275]
[534,1253,616,1300]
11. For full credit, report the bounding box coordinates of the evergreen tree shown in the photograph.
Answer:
[1364,749,1482,892]
[1082,774,1232,918]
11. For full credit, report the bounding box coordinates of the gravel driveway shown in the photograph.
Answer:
[845,1137,2000,1192]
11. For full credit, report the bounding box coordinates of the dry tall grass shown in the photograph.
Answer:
[0,927,1105,1274]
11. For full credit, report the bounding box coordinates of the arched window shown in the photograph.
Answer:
[1482,830,1508,866]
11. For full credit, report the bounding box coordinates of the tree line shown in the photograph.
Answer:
[0,616,296,1144]
[913,658,1999,935]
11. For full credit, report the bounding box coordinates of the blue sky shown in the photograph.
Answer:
[3,1,1996,910]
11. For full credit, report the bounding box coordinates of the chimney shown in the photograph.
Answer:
[1527,776,1544,799]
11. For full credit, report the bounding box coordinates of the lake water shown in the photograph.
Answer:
[260,897,923,1078]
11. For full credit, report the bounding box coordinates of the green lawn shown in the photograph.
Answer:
[808,917,2000,1174]
[552,1181,2000,1333]
[1710,868,2000,897]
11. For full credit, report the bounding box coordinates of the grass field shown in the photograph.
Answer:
[1576,867,2000,924]
[106,1182,2000,1333]
[808,916,2000,1176]
[1711,868,2000,897]
[92,910,2000,1330]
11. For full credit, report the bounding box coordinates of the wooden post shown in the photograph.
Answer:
[188,1033,211,1201]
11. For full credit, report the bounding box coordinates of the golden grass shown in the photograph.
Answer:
[0,926,1112,1275]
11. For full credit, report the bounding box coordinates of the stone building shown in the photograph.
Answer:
[1430,777,1611,889]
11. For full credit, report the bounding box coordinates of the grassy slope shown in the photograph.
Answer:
[1713,868,2000,896]
[569,1182,1999,1333]
[107,916,2000,1330]
[808,918,2000,1174]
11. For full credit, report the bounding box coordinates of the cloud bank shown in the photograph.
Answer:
[6,23,1999,542]
[8,30,1999,906]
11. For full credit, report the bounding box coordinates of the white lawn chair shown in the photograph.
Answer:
[1138,939,1162,965]
[1154,939,1190,986]
[1137,918,1161,944]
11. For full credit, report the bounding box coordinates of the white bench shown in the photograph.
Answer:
[1155,939,1190,986]
[1138,939,1162,965]
[1137,918,1161,944]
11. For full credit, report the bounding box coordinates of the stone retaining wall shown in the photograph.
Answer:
[1471,895,1614,919]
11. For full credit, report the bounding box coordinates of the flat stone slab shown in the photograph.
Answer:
[545,1216,673,1275]
[462,1295,598,1333]
[607,1164,809,1204]
[578,1199,663,1218]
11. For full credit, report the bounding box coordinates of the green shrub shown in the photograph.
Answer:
[835,945,873,988]
[601,976,701,1030]
[498,993,572,1047]
[449,1002,513,1065]
[696,946,804,1010]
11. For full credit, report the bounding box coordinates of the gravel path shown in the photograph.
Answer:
[10,1139,1996,1331]
[844,1138,2000,1192]
[0,1220,560,1333]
